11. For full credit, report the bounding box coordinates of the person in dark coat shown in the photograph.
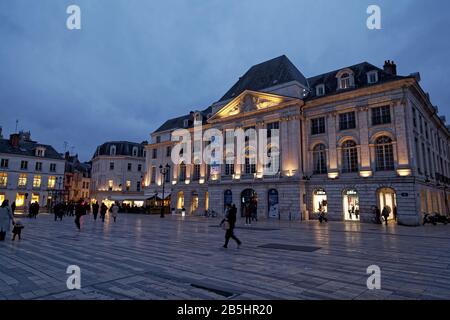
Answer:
[382,206,391,225]
[100,202,108,222]
[74,200,86,231]
[393,206,398,222]
[220,204,241,249]
[92,201,99,221]
[11,201,16,215]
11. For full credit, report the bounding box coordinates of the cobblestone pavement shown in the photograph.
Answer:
[0,212,450,300]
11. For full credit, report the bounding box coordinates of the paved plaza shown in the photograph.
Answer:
[1,212,450,300]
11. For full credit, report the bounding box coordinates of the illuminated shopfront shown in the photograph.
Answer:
[177,191,184,209]
[31,193,40,204]
[343,189,360,221]
[0,193,5,204]
[313,188,327,213]
[378,187,397,220]
[15,193,25,207]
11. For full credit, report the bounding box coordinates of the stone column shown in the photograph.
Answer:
[357,105,371,171]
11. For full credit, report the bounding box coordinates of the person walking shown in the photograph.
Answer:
[110,202,119,223]
[100,202,107,222]
[244,204,251,226]
[382,205,391,225]
[11,201,16,216]
[0,200,15,241]
[393,206,398,222]
[92,201,99,221]
[220,203,241,249]
[74,200,86,231]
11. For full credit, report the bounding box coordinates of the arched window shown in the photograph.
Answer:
[375,136,395,171]
[110,145,116,156]
[313,144,327,174]
[179,162,186,181]
[339,73,351,89]
[342,140,358,173]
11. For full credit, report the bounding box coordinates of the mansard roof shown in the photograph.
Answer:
[0,138,63,160]
[93,141,147,159]
[152,57,409,134]
[219,55,309,102]
[305,61,406,100]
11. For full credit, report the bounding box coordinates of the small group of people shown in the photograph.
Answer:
[372,205,397,225]
[0,200,24,241]
[243,200,257,225]
[28,202,40,219]
[348,204,360,220]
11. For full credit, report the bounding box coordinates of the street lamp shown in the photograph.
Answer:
[159,164,170,218]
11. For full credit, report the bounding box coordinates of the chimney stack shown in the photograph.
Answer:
[9,133,20,148]
[383,60,397,76]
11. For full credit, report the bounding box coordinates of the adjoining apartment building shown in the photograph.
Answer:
[145,55,450,226]
[90,141,147,207]
[64,152,91,203]
[0,129,65,210]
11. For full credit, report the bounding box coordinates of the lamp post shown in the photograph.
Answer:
[159,164,170,218]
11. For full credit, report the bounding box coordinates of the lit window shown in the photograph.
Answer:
[18,174,27,187]
[33,175,42,188]
[126,180,131,191]
[48,176,56,189]
[108,180,113,191]
[0,172,7,187]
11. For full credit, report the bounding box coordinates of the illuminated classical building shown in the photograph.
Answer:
[145,55,450,226]
[0,130,65,210]
[90,141,147,207]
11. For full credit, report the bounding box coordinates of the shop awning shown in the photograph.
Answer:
[146,192,171,200]
[109,195,149,201]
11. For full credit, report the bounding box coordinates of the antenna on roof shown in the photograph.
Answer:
[15,119,19,133]
[63,141,68,153]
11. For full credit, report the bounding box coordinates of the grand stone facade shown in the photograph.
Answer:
[145,55,450,226]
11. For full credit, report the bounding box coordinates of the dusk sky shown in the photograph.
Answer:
[1,0,449,161]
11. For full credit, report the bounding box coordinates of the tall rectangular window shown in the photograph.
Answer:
[412,108,417,127]
[166,146,172,157]
[50,163,56,172]
[35,162,42,171]
[267,122,279,139]
[21,161,28,170]
[0,172,7,187]
[109,162,114,170]
[193,164,200,181]
[225,164,235,176]
[339,112,356,130]
[127,163,132,171]
[0,159,9,168]
[311,117,326,135]
[422,143,428,176]
[126,180,131,191]
[152,149,157,159]
[415,138,421,174]
[165,166,171,183]
[48,176,56,189]
[371,106,391,125]
[151,166,156,183]
[33,175,41,188]
[18,174,27,187]
[138,164,142,172]
[108,180,113,191]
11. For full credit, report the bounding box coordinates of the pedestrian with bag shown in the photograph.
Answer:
[220,204,241,249]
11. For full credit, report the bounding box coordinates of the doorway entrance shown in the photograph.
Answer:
[241,189,257,218]
[377,187,397,221]
[343,189,360,221]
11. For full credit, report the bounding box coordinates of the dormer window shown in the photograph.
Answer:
[110,145,116,156]
[183,119,189,128]
[132,147,138,157]
[336,69,355,90]
[316,84,325,97]
[35,147,46,157]
[367,70,379,84]
[194,112,202,122]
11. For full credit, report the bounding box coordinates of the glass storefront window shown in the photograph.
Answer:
[15,193,25,207]
[378,188,397,220]
[177,191,184,209]
[48,176,56,189]
[32,193,40,204]
[33,175,41,188]
[313,189,328,213]
[0,194,5,205]
[343,189,360,221]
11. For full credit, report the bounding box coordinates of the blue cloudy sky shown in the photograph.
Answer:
[1,0,449,160]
